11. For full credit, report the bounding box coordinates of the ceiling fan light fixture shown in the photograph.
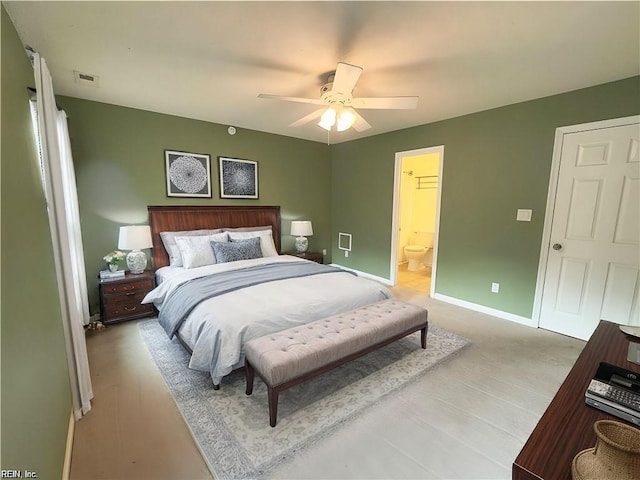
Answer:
[318,107,337,131]
[336,107,357,132]
[259,62,417,135]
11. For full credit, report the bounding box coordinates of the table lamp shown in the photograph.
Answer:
[290,221,313,253]
[118,225,153,274]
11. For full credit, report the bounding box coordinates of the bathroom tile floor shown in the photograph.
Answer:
[397,262,431,293]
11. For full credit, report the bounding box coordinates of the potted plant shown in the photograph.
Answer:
[103,250,125,272]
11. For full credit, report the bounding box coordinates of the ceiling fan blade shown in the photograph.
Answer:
[332,62,363,94]
[258,93,324,106]
[289,108,325,127]
[351,96,419,110]
[352,110,371,132]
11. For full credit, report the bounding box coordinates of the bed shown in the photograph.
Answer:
[143,205,392,388]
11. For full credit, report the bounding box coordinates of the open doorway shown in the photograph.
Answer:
[391,146,443,296]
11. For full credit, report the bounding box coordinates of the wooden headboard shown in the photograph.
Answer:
[147,205,281,269]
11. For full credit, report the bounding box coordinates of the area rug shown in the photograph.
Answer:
[138,318,470,479]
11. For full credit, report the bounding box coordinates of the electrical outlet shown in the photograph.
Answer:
[322,249,327,255]
[491,283,500,293]
[345,250,349,258]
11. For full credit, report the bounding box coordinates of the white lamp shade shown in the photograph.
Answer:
[318,108,337,131]
[290,221,313,237]
[118,225,153,250]
[318,106,358,132]
[336,107,357,132]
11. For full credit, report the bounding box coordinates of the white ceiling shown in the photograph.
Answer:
[5,1,639,144]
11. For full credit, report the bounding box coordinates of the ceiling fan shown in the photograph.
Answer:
[258,62,418,133]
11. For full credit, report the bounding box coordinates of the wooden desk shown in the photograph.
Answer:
[513,320,640,480]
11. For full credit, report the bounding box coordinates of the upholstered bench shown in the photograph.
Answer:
[244,299,428,427]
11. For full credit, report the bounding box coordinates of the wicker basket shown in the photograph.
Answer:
[572,420,640,480]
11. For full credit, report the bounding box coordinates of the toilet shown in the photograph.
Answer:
[404,232,434,271]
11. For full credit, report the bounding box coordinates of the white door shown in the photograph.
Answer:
[539,122,640,340]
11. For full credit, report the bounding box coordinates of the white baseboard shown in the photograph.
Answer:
[329,264,393,286]
[432,293,537,328]
[327,266,536,329]
[63,411,74,480]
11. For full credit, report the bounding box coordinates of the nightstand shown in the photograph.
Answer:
[284,251,324,264]
[99,270,156,324]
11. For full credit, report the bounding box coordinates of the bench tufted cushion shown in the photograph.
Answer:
[244,299,428,387]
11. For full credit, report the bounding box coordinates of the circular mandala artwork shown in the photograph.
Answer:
[221,160,256,197]
[169,156,208,193]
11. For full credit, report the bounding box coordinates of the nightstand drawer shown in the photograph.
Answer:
[102,290,148,307]
[101,279,153,295]
[102,303,155,322]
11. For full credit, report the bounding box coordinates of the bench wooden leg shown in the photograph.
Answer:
[421,325,428,349]
[245,361,255,395]
[268,386,279,427]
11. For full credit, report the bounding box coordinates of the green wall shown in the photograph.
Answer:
[1,5,72,477]
[57,97,333,313]
[3,2,637,474]
[331,77,640,318]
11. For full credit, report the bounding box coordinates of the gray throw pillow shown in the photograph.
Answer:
[211,237,262,263]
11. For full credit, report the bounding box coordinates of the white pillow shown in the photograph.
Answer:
[228,230,278,257]
[160,229,222,267]
[175,232,229,269]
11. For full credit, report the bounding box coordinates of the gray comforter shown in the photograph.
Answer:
[158,261,353,338]
[143,255,392,386]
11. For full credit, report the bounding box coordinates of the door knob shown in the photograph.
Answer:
[552,243,563,251]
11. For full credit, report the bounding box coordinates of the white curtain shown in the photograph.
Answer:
[32,52,93,419]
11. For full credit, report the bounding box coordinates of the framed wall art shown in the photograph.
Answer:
[218,156,258,199]
[165,150,212,198]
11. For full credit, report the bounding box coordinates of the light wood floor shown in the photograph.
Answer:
[70,286,584,480]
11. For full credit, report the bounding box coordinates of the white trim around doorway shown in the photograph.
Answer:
[391,145,444,297]
[531,115,640,328]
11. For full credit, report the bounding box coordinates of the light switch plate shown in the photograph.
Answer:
[516,209,532,222]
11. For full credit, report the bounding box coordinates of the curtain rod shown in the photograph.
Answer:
[27,87,63,112]
[26,49,64,112]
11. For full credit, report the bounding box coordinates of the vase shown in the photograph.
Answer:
[126,250,147,274]
[108,264,119,272]
[572,420,640,480]
[295,236,308,253]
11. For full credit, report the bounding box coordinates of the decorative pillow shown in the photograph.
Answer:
[211,237,263,264]
[228,230,278,257]
[160,229,223,267]
[174,232,229,269]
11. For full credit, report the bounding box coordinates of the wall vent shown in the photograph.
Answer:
[74,70,99,87]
